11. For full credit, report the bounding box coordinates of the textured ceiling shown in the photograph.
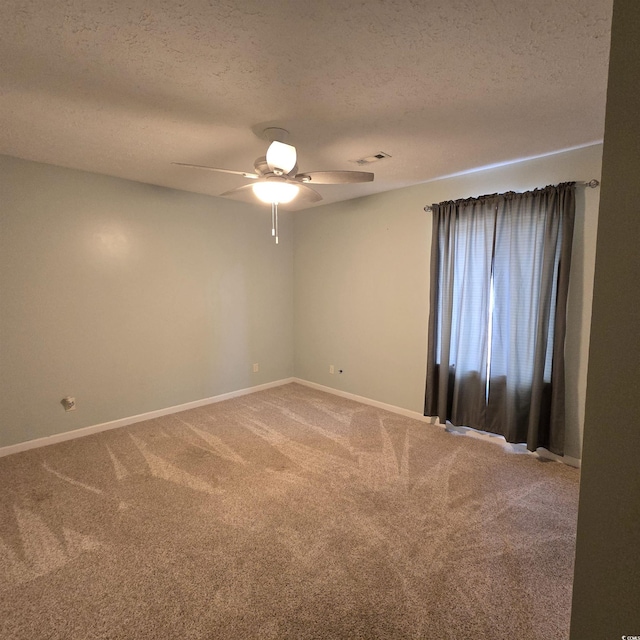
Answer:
[0,0,613,210]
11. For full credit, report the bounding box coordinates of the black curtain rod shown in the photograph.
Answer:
[423,179,600,212]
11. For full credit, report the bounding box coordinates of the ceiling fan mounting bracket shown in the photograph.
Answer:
[262,127,290,143]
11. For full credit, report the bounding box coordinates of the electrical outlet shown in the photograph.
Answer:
[61,396,76,412]
[253,363,259,373]
[329,365,334,374]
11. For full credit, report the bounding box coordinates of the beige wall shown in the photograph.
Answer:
[1,145,603,461]
[0,155,294,448]
[294,144,602,460]
[570,0,640,634]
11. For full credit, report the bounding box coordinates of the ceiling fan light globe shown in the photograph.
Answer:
[266,141,297,174]
[252,181,300,204]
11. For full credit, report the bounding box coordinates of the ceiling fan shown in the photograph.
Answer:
[172,128,374,243]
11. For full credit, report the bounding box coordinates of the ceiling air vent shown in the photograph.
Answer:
[353,151,391,166]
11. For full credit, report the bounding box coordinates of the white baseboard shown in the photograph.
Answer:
[1,376,581,469]
[291,378,581,468]
[0,378,295,459]
[536,448,581,468]
[291,378,434,423]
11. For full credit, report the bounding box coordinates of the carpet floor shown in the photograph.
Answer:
[0,383,579,639]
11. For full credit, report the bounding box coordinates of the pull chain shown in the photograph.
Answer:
[271,202,279,244]
[271,202,276,237]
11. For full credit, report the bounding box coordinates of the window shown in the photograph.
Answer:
[425,183,575,455]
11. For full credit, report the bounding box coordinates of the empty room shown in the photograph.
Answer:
[2,1,639,638]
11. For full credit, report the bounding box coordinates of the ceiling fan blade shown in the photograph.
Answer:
[294,170,374,184]
[219,183,258,198]
[297,183,323,203]
[172,162,259,179]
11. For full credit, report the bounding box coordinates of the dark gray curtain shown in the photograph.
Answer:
[425,183,575,455]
